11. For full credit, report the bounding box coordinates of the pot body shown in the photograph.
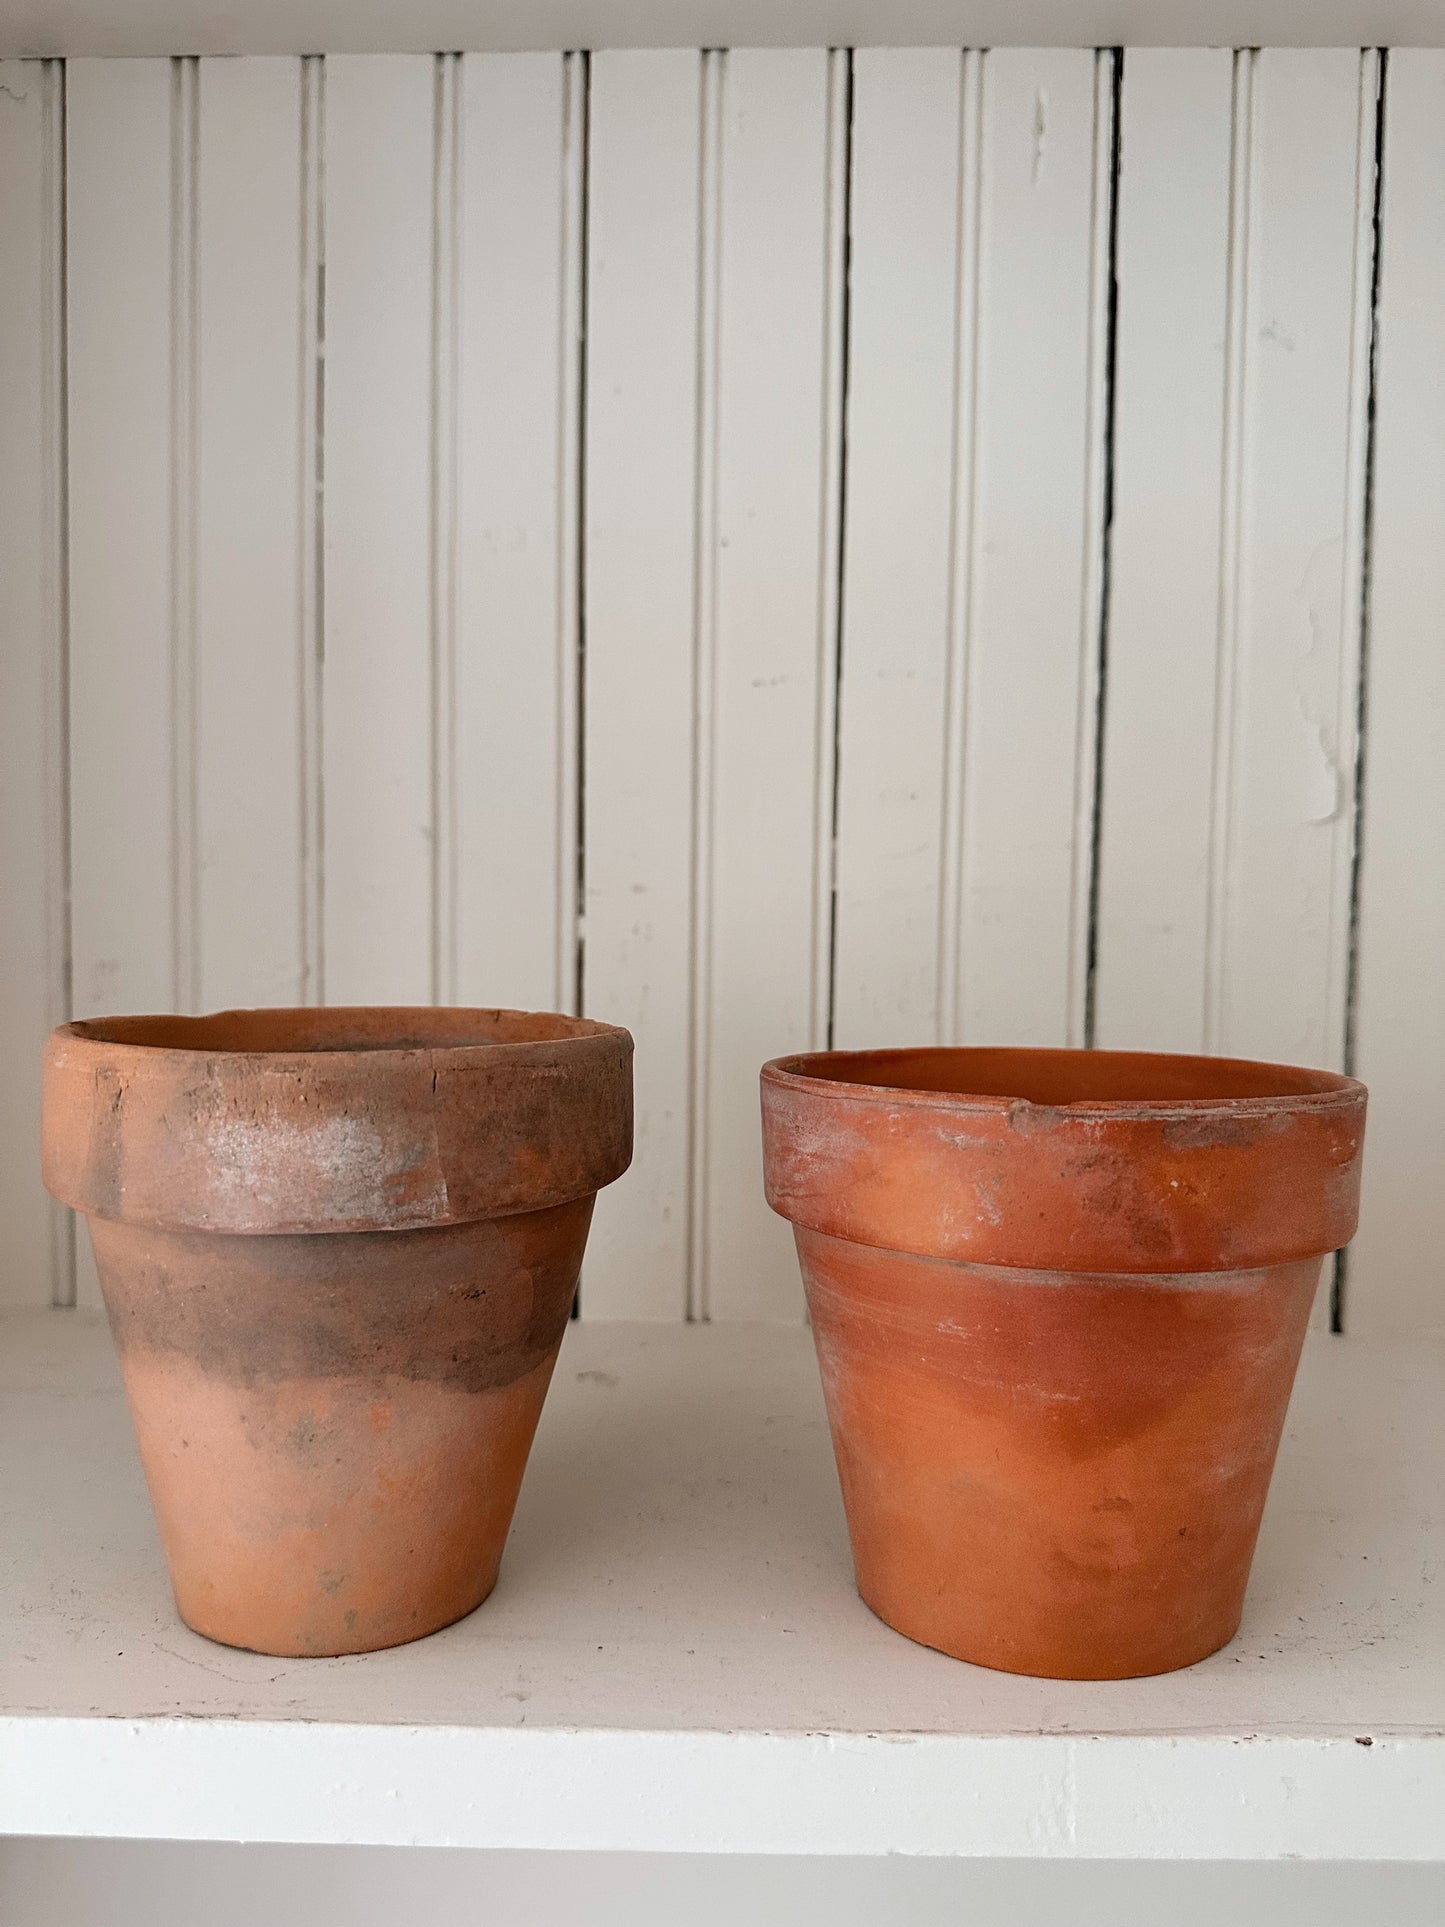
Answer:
[44,1007,633,1657]
[89,1204,587,1656]
[762,1046,1367,1680]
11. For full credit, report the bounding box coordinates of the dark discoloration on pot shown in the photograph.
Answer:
[42,1006,633,1658]
[90,1200,592,1394]
[761,1044,1367,1681]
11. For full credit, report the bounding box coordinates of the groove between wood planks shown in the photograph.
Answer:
[47,57,75,1307]
[820,48,853,1057]
[1078,47,1122,1052]
[169,54,200,1016]
[1334,47,1389,1333]
[558,49,587,1026]
[937,47,983,1050]
[429,50,460,1007]
[1203,45,1253,1059]
[686,47,724,1322]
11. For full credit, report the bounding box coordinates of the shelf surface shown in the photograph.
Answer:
[7,3,1445,59]
[2,1310,1442,1857]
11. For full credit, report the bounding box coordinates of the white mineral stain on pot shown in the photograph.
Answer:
[199,1110,443,1224]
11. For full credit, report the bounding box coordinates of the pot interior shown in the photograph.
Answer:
[776,1046,1358,1109]
[67,1006,617,1055]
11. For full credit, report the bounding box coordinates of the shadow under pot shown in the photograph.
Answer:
[760,1045,1367,1681]
[42,1006,633,1658]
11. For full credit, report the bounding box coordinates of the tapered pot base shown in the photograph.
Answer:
[799,1226,1321,1681]
[91,1208,583,1658]
[116,1336,560,1659]
[854,1585,1243,1682]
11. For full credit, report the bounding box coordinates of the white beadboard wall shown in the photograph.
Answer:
[0,46,1439,1336]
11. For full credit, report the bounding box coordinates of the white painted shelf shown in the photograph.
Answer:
[7,3,1445,59]
[1,1310,1442,1859]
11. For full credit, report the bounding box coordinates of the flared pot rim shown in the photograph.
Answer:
[43,1005,634,1236]
[762,1044,1364,1124]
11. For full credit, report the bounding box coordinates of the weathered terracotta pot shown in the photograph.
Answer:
[761,1046,1366,1680]
[43,1007,632,1657]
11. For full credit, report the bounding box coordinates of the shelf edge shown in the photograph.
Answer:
[5,4,1445,61]
[4,1719,1442,1858]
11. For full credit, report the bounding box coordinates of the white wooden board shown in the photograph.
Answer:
[1097,50,1376,1334]
[834,48,1108,1055]
[0,61,66,1307]
[949,47,1109,1050]
[1211,49,1375,1070]
[1093,48,1235,1053]
[453,50,580,1014]
[697,47,841,1322]
[13,1,1445,61]
[1350,51,1445,1340]
[1098,52,1374,1079]
[2,46,1442,1336]
[66,58,181,1309]
[321,55,437,1005]
[4,1312,1444,1856]
[66,60,179,1026]
[582,49,701,1319]
[831,47,965,1048]
[194,57,309,1012]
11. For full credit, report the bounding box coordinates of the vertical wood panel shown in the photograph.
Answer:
[583,49,701,1318]
[195,57,309,1012]
[1351,52,1445,1338]
[1098,49,1373,1087]
[1094,49,1235,1051]
[454,50,578,1014]
[432,55,460,1005]
[555,52,586,1020]
[832,47,963,1048]
[0,61,67,1306]
[1215,49,1375,1070]
[68,58,179,1022]
[1097,49,1375,1335]
[699,48,841,1322]
[950,48,1109,1048]
[68,58,181,1308]
[299,56,325,1003]
[835,48,1109,1054]
[322,55,437,1004]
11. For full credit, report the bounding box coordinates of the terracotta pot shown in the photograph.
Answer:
[761,1046,1366,1680]
[43,1006,632,1657]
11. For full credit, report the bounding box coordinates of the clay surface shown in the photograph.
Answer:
[761,1045,1367,1680]
[43,1006,633,1657]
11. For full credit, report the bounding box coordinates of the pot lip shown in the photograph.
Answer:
[50,1005,633,1075]
[761,1044,1366,1123]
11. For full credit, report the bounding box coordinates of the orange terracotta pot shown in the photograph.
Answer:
[43,1007,632,1657]
[761,1046,1367,1680]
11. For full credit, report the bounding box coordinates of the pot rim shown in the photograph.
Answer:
[43,1006,634,1235]
[761,1044,1364,1124]
[54,1004,630,1071]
